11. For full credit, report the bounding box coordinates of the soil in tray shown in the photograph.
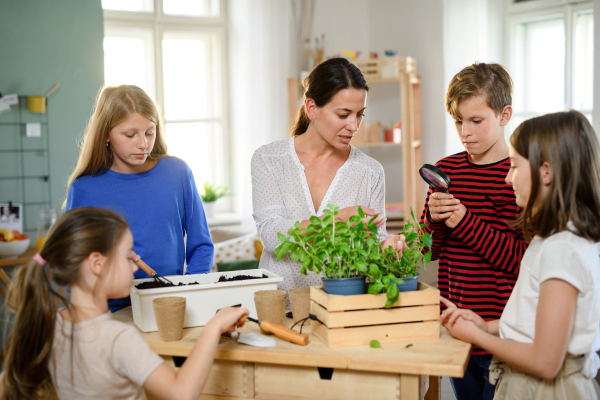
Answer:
[217,274,268,282]
[135,274,268,290]
[135,281,200,290]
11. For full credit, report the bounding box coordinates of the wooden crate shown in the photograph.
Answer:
[354,57,417,82]
[311,282,440,348]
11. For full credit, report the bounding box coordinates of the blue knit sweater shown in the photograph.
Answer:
[66,157,214,310]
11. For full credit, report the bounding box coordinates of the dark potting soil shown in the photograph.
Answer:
[135,274,268,290]
[135,281,200,290]
[217,274,268,282]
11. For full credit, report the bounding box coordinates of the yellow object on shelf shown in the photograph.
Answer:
[27,96,46,113]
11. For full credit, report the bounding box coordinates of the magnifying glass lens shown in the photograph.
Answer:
[419,164,451,192]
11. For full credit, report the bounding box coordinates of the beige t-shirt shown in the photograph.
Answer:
[49,311,164,400]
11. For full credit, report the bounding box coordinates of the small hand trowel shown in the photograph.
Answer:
[230,331,277,347]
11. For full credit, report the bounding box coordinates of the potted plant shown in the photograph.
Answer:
[275,204,433,308]
[200,181,228,218]
[370,209,432,300]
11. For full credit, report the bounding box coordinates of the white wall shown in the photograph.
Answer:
[311,0,446,203]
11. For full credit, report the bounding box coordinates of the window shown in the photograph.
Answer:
[507,0,593,135]
[102,0,231,211]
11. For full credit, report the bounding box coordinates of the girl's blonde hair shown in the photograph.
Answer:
[2,207,129,399]
[511,110,600,241]
[63,85,169,209]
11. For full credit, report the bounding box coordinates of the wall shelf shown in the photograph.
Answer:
[0,96,52,237]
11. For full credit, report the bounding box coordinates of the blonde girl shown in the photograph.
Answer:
[65,85,214,312]
[0,207,247,400]
[440,110,600,399]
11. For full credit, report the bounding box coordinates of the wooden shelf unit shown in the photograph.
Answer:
[287,57,424,223]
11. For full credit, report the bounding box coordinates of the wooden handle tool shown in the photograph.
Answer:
[256,319,309,346]
[134,259,155,276]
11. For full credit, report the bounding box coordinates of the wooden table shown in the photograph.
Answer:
[114,307,471,400]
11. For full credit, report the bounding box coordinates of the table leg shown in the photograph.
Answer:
[400,374,429,400]
[424,376,440,400]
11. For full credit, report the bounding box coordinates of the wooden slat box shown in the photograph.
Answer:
[311,282,440,348]
[354,56,417,82]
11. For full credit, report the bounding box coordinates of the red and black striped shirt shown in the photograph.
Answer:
[420,151,528,355]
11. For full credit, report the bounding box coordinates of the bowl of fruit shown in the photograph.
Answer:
[0,229,30,259]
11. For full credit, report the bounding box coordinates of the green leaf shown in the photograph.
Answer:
[349,215,361,224]
[370,340,381,348]
[405,343,413,348]
[369,263,380,277]
[386,284,399,302]
[405,232,418,243]
[369,214,378,224]
[424,251,432,263]
[368,283,384,294]
[422,232,433,249]
[277,232,287,243]
[411,208,417,224]
[274,243,285,260]
[358,206,365,219]
[368,224,378,234]
[322,215,333,227]
[385,299,394,308]
[310,216,321,225]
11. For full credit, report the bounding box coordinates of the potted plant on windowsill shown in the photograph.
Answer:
[200,181,228,218]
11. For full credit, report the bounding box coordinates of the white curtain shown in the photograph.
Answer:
[228,0,296,230]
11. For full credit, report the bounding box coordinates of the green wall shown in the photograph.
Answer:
[0,0,104,216]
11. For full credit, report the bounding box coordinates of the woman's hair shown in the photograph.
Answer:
[511,110,600,241]
[63,85,169,209]
[2,208,129,399]
[291,58,369,137]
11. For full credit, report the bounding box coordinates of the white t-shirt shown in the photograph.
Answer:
[499,227,600,378]
[49,311,164,399]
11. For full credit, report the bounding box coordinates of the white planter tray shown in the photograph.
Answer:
[130,269,283,332]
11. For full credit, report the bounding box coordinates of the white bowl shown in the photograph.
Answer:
[0,238,31,259]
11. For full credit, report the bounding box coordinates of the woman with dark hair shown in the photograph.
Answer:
[252,58,402,294]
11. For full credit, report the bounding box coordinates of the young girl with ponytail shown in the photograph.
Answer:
[440,110,600,399]
[0,207,247,400]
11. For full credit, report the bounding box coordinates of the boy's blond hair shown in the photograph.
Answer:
[445,62,513,121]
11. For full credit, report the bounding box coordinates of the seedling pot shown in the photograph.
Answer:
[288,287,311,323]
[152,296,186,341]
[254,290,287,334]
[395,274,420,292]
[322,276,366,296]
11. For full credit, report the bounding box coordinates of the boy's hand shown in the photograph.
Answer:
[443,315,481,343]
[428,192,461,222]
[444,202,467,228]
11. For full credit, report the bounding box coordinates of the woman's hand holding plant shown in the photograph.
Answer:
[336,206,386,228]
[382,234,407,253]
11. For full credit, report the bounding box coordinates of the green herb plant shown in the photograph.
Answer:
[367,209,432,307]
[274,204,404,307]
[200,181,228,202]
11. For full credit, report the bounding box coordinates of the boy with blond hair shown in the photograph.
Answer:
[420,63,528,400]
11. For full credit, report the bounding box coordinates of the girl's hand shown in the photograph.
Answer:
[443,315,481,343]
[209,307,249,334]
[382,234,407,252]
[336,206,386,228]
[440,296,488,333]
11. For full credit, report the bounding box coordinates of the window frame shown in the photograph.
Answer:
[103,0,234,213]
[506,0,593,123]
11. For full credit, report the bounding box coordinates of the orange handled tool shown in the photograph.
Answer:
[134,258,174,286]
[255,318,309,346]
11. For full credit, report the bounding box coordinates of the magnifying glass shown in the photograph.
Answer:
[419,164,451,193]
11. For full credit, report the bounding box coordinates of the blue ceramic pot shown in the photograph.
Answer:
[322,276,366,296]
[395,274,419,292]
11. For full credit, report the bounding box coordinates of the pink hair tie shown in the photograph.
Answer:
[33,253,47,266]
